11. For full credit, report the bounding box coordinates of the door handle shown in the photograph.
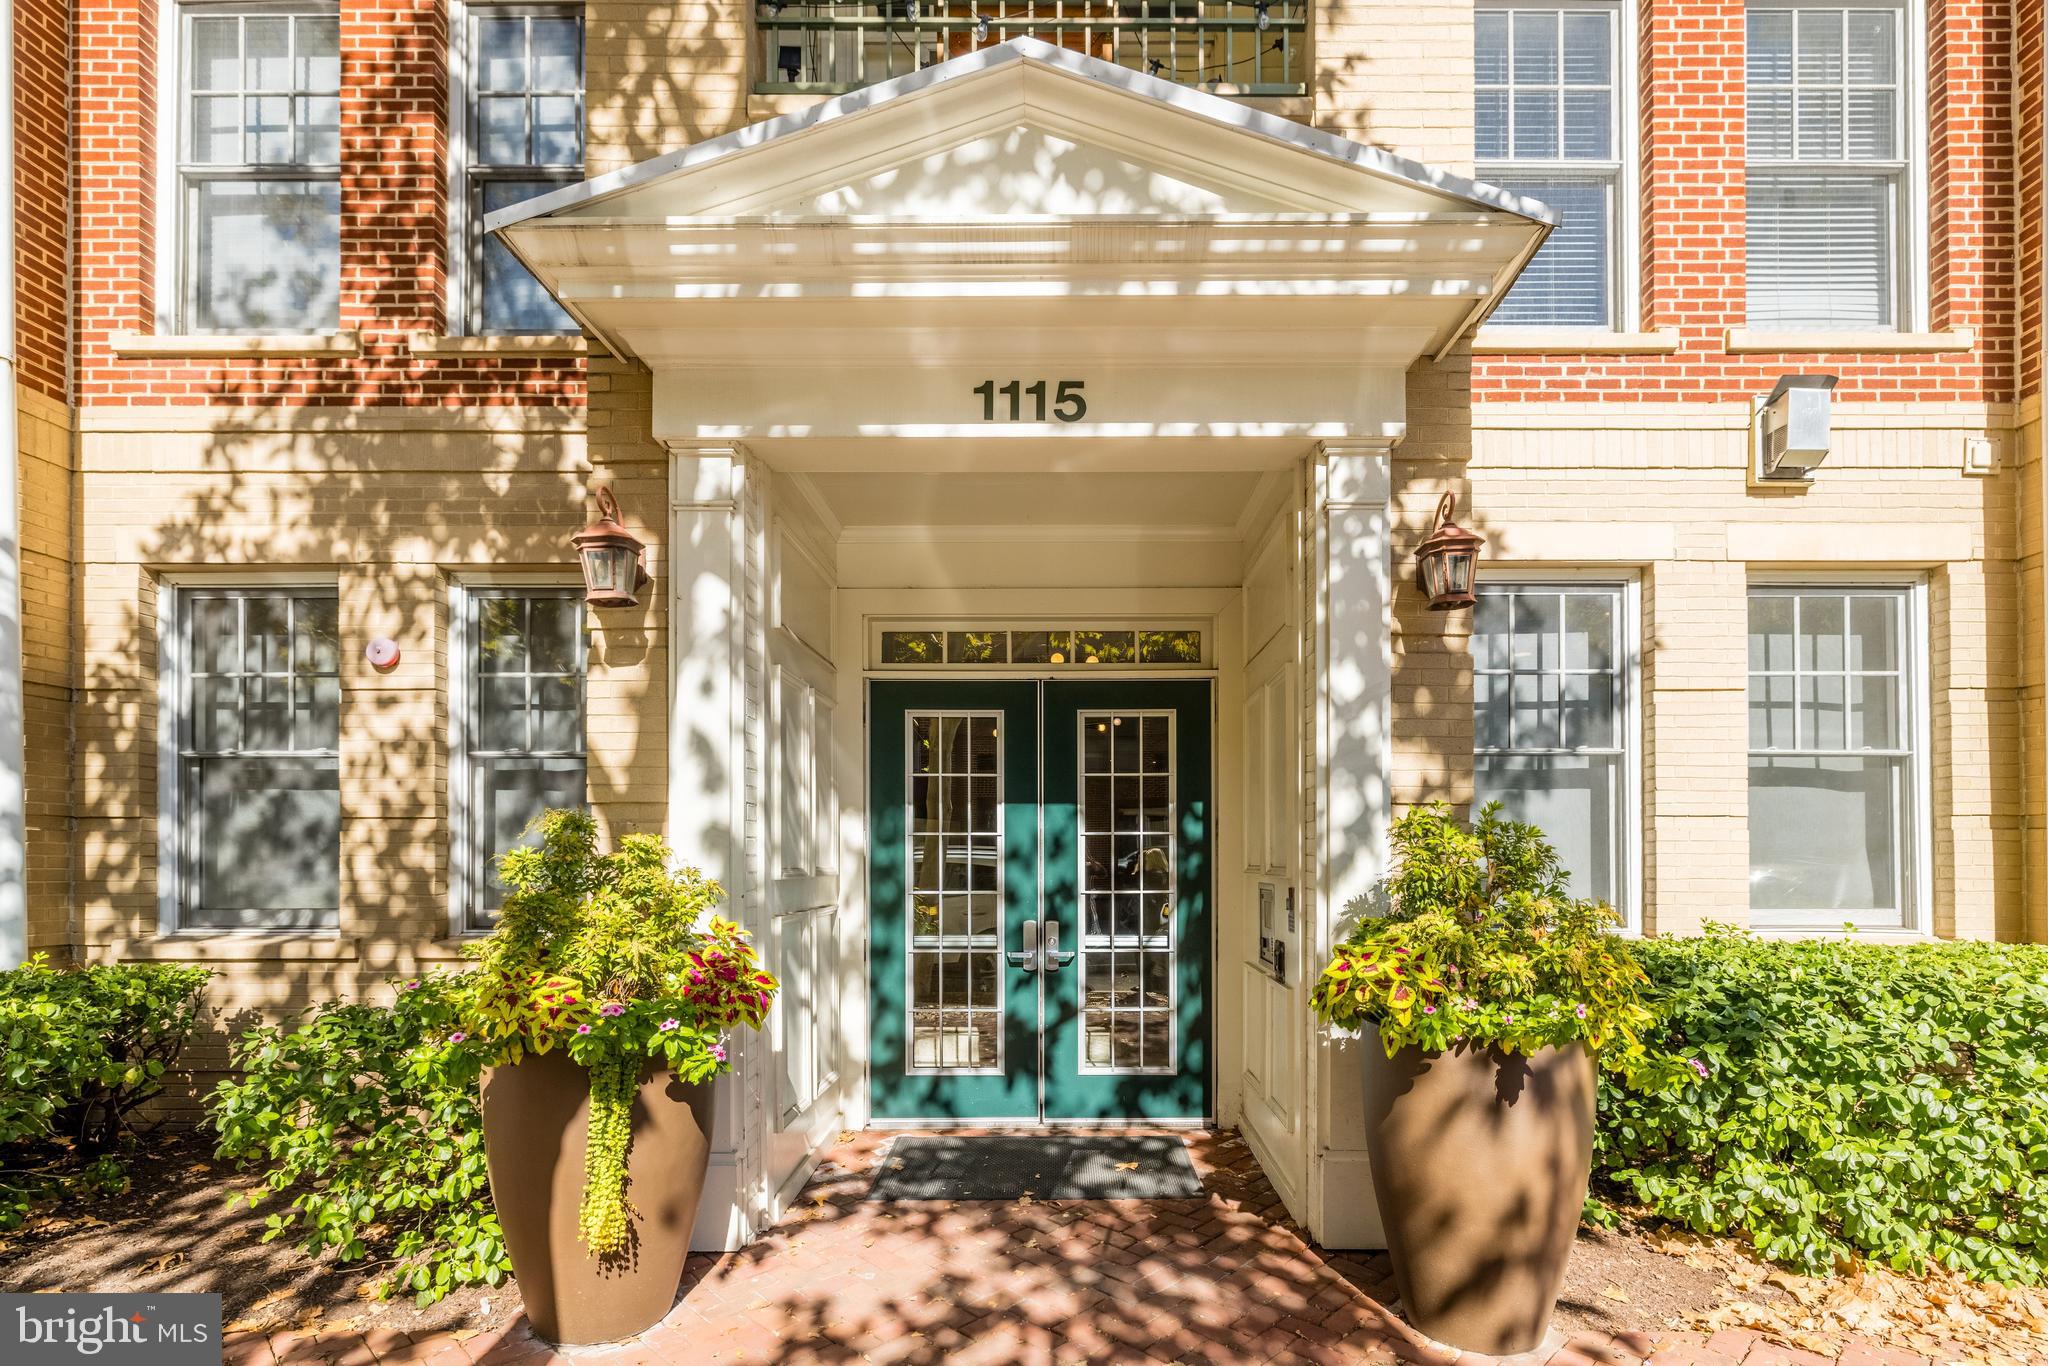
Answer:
[1042,919,1075,970]
[1007,918,1040,971]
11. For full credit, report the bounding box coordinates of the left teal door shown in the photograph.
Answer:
[868,682,1044,1120]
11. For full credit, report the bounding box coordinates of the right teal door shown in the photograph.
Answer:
[1040,680,1212,1121]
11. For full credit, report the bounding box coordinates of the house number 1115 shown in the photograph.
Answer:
[973,379,1088,423]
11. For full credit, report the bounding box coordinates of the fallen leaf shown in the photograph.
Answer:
[147,1251,187,1273]
[1599,1285,1631,1304]
[1113,1162,1139,1172]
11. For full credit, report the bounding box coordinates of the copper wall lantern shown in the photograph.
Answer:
[571,486,649,609]
[1414,491,1484,612]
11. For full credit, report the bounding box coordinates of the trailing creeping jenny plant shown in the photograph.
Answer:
[1309,802,1652,1058]
[460,809,777,1257]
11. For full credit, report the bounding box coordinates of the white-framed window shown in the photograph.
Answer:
[447,3,584,334]
[1472,580,1639,925]
[451,585,588,932]
[169,2,341,333]
[1476,1,1634,329]
[1745,1,1919,330]
[1747,582,1926,930]
[160,584,341,930]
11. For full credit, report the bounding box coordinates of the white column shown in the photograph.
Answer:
[668,446,760,1250]
[0,6,25,971]
[1307,441,1393,1249]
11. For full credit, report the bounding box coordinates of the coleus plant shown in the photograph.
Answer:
[458,809,777,1256]
[1309,802,1651,1058]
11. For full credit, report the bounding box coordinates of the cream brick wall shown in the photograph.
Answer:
[2020,398,2046,943]
[63,406,680,1080]
[1313,0,1474,173]
[20,387,73,954]
[1391,377,2027,940]
[584,0,750,175]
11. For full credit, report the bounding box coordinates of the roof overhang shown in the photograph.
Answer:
[490,38,1552,438]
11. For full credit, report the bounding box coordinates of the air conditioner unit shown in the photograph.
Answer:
[1754,374,1839,483]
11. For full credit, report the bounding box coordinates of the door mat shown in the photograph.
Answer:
[864,1134,1204,1201]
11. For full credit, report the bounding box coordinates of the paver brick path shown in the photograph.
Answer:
[220,1132,1946,1366]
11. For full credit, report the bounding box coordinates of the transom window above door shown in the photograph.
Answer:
[877,625,1206,668]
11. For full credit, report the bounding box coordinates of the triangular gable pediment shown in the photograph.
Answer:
[501,39,1553,225]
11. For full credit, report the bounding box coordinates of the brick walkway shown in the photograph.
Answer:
[222,1132,1947,1366]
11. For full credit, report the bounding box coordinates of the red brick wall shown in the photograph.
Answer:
[73,0,584,408]
[1474,0,2017,405]
[16,0,72,403]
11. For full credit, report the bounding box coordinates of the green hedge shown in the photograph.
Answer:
[210,975,510,1306]
[0,955,210,1227]
[1600,930,2048,1285]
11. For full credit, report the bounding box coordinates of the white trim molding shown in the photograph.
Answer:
[1725,327,1975,354]
[409,332,588,356]
[112,330,363,359]
[1473,327,1681,354]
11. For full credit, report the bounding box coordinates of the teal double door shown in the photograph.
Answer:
[868,679,1212,1122]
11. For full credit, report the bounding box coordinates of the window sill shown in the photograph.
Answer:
[409,332,588,357]
[419,936,486,963]
[1745,924,1930,944]
[111,330,363,359]
[103,932,357,962]
[1724,327,1975,355]
[1472,327,1682,355]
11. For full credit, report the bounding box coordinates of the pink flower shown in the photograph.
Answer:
[1574,1004,1589,1020]
[600,1003,625,1018]
[1504,1013,1516,1024]
[1689,1058,1710,1079]
[577,1024,593,1035]
[403,980,421,991]
[1421,1005,1436,1016]
[448,1032,466,1043]
[710,1043,728,1063]
[659,1018,679,1032]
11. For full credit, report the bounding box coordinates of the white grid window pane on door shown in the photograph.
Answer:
[1471,585,1628,912]
[465,590,588,929]
[179,7,341,332]
[1078,713,1176,1074]
[1746,589,1915,922]
[465,7,585,334]
[179,588,341,928]
[1476,4,1621,328]
[907,714,1003,1072]
[1744,4,1905,329]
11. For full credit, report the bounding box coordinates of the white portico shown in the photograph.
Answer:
[490,38,1549,1251]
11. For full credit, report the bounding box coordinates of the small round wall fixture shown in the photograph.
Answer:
[365,637,401,670]
[572,485,650,609]
[1414,491,1485,612]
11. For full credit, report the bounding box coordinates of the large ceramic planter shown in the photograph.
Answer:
[1360,1034,1595,1355]
[481,1050,716,1345]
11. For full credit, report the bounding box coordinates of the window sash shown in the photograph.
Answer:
[1476,1,1627,329]
[1745,586,1920,924]
[457,587,589,931]
[1743,2,1910,331]
[1471,583,1633,917]
[173,587,341,930]
[458,5,585,335]
[175,4,341,334]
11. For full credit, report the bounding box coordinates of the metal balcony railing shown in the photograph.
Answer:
[754,1,1309,97]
